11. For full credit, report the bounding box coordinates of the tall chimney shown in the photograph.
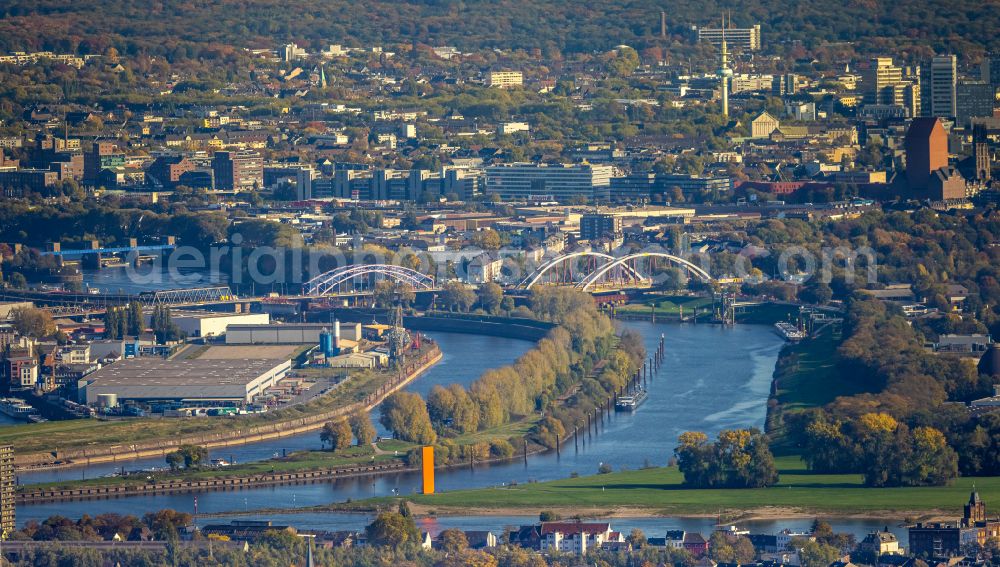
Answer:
[660,11,667,38]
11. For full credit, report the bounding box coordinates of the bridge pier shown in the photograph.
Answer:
[46,242,64,268]
[159,236,177,265]
[80,240,102,270]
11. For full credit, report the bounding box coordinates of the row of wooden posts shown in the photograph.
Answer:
[549,334,666,458]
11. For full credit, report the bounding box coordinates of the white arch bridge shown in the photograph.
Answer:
[517,251,713,291]
[304,264,435,296]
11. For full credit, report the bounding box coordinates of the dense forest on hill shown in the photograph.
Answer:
[0,0,996,63]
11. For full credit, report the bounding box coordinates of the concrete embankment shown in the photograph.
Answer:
[17,462,413,504]
[15,346,442,471]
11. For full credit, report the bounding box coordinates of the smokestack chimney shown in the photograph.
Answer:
[660,11,667,38]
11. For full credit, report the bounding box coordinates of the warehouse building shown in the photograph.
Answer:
[78,358,291,405]
[146,310,269,338]
[225,322,362,344]
[326,351,388,369]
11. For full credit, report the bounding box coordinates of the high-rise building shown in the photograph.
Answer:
[212,150,263,191]
[484,163,613,202]
[862,58,921,116]
[580,213,623,241]
[904,117,949,190]
[0,444,13,534]
[696,24,761,50]
[956,81,995,127]
[981,53,1000,89]
[926,55,958,118]
[771,73,799,96]
[863,57,903,104]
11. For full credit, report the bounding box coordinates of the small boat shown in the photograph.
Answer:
[615,389,648,412]
[774,321,806,341]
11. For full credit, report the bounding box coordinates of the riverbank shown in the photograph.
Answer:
[7,344,442,470]
[392,455,1000,519]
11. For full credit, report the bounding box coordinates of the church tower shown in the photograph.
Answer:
[963,489,986,526]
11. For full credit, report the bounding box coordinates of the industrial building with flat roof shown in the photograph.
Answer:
[225,322,362,344]
[79,358,291,405]
[145,310,269,338]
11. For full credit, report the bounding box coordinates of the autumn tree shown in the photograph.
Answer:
[349,411,377,447]
[11,306,56,338]
[441,280,475,312]
[380,391,437,444]
[365,510,420,548]
[477,282,504,314]
[674,429,778,488]
[320,419,353,452]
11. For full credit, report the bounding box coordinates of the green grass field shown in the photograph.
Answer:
[617,295,714,318]
[408,456,1000,517]
[766,324,874,454]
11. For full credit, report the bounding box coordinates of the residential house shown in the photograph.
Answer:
[861,531,902,556]
[467,252,503,283]
[6,355,38,389]
[665,530,687,549]
[538,522,624,555]
[509,525,542,549]
[684,532,710,557]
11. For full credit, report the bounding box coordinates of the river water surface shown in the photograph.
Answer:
[18,321,786,526]
[10,268,861,538]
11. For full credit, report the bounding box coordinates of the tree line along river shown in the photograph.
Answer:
[14,321,784,522]
[11,268,886,538]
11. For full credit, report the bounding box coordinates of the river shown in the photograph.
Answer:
[16,330,535,485]
[11,268,877,539]
[17,321,788,526]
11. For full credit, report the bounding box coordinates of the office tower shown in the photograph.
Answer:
[0,444,13,535]
[956,81,995,127]
[981,53,1000,89]
[863,57,903,104]
[772,73,799,96]
[928,55,957,118]
[861,57,921,116]
[904,117,949,190]
[212,150,263,191]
